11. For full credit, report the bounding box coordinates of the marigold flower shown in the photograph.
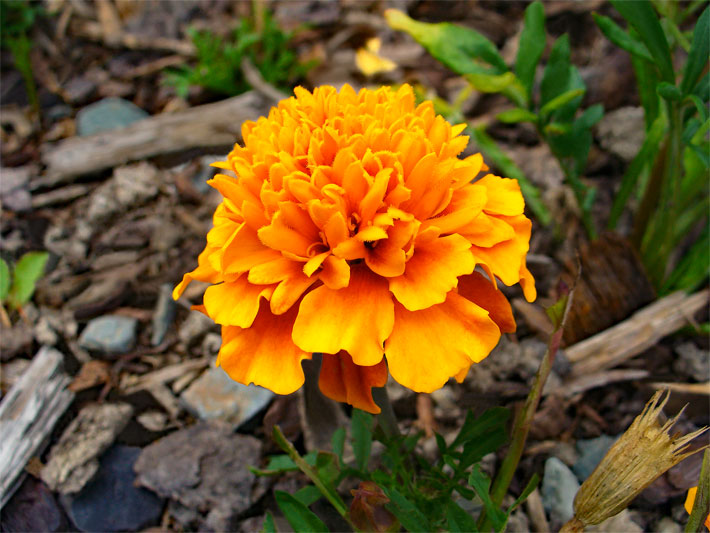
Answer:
[174,84,536,413]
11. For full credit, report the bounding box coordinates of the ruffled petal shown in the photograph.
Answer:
[292,266,393,366]
[223,223,280,275]
[318,351,388,414]
[218,303,311,395]
[476,174,525,216]
[457,271,516,333]
[203,276,274,327]
[173,246,221,299]
[389,233,474,311]
[470,214,531,286]
[385,292,500,392]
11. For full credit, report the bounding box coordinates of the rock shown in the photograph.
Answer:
[87,163,159,225]
[595,106,645,162]
[150,222,183,253]
[67,277,129,320]
[34,315,59,346]
[0,320,33,361]
[68,446,163,532]
[63,77,97,105]
[178,310,216,347]
[586,509,642,533]
[180,366,274,429]
[656,517,683,533]
[78,315,138,356]
[76,97,148,136]
[151,283,176,346]
[0,166,32,212]
[0,475,67,532]
[573,434,617,482]
[134,421,261,531]
[41,403,133,494]
[673,342,710,382]
[542,456,579,527]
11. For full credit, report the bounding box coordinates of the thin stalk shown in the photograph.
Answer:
[478,273,578,532]
[272,425,358,530]
[373,386,400,439]
[632,140,668,249]
[685,449,710,532]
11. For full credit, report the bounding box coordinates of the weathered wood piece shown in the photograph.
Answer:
[41,91,267,185]
[567,289,709,377]
[0,346,74,508]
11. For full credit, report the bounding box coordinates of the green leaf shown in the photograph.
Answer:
[314,452,340,488]
[274,491,328,533]
[471,126,551,225]
[539,88,586,118]
[515,1,546,101]
[446,500,479,533]
[496,108,538,124]
[592,13,654,63]
[540,34,572,108]
[657,82,683,101]
[661,225,709,294]
[8,251,48,309]
[576,103,605,129]
[507,474,540,515]
[695,73,710,102]
[631,53,662,129]
[385,9,508,76]
[468,466,507,532]
[351,409,374,472]
[681,6,710,94]
[610,0,674,83]
[0,258,10,302]
[452,407,510,449]
[294,485,323,507]
[608,114,667,229]
[250,451,319,476]
[261,511,276,533]
[383,488,431,532]
[330,427,345,463]
[465,71,517,93]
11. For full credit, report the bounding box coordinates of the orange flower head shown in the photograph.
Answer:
[174,84,536,413]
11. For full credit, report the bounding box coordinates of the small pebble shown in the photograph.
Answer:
[542,456,579,527]
[76,97,148,136]
[573,434,617,482]
[78,315,137,355]
[151,284,177,346]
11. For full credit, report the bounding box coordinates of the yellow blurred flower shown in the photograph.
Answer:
[174,84,535,413]
[355,38,397,76]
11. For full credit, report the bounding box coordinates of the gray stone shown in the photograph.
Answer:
[673,342,710,382]
[180,366,274,429]
[178,310,216,347]
[595,106,645,162]
[586,509,642,533]
[151,283,176,346]
[69,446,163,532]
[41,403,133,494]
[78,315,138,355]
[134,421,261,531]
[0,166,32,212]
[542,456,579,527]
[76,97,148,136]
[573,434,617,482]
[656,517,683,533]
[87,163,159,225]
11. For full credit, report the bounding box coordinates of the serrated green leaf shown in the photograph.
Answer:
[8,251,48,309]
[496,108,538,124]
[261,511,276,533]
[515,1,546,102]
[0,259,10,302]
[446,500,479,533]
[274,491,328,533]
[539,88,586,118]
[610,0,674,83]
[468,466,507,532]
[657,82,683,102]
[681,6,710,94]
[294,485,323,507]
[383,488,431,532]
[385,9,508,76]
[592,12,654,63]
[471,126,551,225]
[465,71,517,93]
[351,409,374,472]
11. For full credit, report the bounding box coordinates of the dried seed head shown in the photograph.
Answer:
[571,390,708,527]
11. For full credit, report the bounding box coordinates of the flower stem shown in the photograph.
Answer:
[373,386,400,439]
[478,273,578,531]
[685,449,710,533]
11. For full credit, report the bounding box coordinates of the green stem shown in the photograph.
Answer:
[373,386,400,439]
[559,159,598,240]
[478,275,578,532]
[272,425,357,529]
[685,449,710,532]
